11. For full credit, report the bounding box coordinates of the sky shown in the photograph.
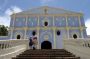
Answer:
[0,0,90,35]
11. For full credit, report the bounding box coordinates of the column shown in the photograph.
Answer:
[10,29,13,39]
[78,16,83,38]
[37,16,40,49]
[65,15,69,39]
[11,14,15,39]
[24,15,28,39]
[53,16,56,49]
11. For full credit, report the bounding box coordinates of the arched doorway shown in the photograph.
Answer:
[41,41,52,49]
[17,35,21,39]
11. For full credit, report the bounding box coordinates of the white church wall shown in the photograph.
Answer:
[14,17,26,27]
[67,16,79,27]
[39,29,54,49]
[80,16,85,26]
[69,29,81,38]
[55,29,67,49]
[27,17,38,27]
[54,16,66,27]
[13,30,25,39]
[7,6,89,49]
[39,16,53,27]
[83,29,88,38]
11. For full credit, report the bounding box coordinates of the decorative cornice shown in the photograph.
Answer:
[11,13,82,17]
[9,26,86,30]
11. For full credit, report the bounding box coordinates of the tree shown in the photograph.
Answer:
[0,25,8,36]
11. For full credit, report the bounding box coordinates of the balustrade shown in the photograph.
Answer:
[63,38,90,59]
[0,39,29,59]
[63,38,90,48]
[0,39,29,50]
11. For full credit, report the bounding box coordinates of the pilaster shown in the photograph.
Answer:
[53,16,56,49]
[66,15,69,39]
[11,14,15,39]
[37,16,40,49]
[78,16,83,38]
[24,15,28,39]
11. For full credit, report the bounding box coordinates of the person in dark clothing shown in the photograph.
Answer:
[29,37,33,48]
[32,37,37,50]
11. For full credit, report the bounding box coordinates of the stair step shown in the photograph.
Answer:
[12,49,80,59]
[12,57,80,59]
[17,55,75,57]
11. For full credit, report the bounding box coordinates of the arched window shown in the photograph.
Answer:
[32,31,36,36]
[73,34,77,39]
[17,35,21,39]
[44,21,48,26]
[57,30,60,36]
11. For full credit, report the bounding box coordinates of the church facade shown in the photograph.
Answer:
[8,6,87,49]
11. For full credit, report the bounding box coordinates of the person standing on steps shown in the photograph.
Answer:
[29,36,38,49]
[29,37,33,49]
[32,37,38,50]
[32,30,38,49]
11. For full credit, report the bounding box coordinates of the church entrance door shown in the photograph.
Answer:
[41,41,52,49]
[17,35,21,39]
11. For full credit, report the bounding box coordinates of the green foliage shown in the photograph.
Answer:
[0,25,8,36]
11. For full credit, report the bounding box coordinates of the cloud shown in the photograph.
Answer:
[85,19,90,35]
[0,15,10,26]
[40,0,54,5]
[5,6,22,15]
[0,6,22,26]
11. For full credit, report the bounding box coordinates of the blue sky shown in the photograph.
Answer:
[0,0,90,35]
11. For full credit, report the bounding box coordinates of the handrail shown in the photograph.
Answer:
[0,39,29,59]
[63,38,90,59]
[0,39,29,50]
[0,45,27,59]
[63,38,90,48]
[0,45,26,56]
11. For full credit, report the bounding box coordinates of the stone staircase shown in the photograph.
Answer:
[12,49,80,59]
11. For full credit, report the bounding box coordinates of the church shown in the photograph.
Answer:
[0,6,90,59]
[8,6,87,49]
